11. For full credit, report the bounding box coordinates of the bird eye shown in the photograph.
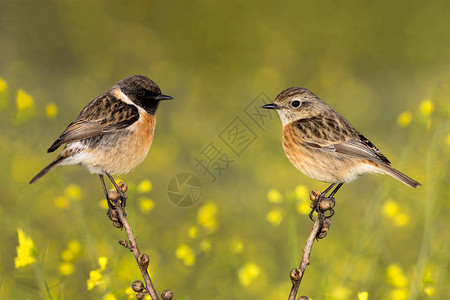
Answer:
[291,100,301,107]
[137,90,145,97]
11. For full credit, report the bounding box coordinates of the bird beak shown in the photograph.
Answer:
[155,94,173,100]
[262,103,281,109]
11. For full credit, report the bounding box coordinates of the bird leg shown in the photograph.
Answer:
[309,183,343,220]
[99,174,119,222]
[106,172,127,209]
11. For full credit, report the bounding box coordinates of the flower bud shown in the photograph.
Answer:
[319,200,331,211]
[290,268,302,281]
[118,182,128,193]
[108,190,120,201]
[317,232,327,239]
[132,280,145,292]
[139,254,150,268]
[162,289,173,300]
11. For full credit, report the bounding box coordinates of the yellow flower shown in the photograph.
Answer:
[238,262,260,287]
[14,229,37,268]
[295,185,309,201]
[188,226,199,239]
[54,196,70,209]
[197,201,218,233]
[230,239,244,254]
[16,89,34,112]
[382,200,399,218]
[103,293,117,300]
[266,208,284,227]
[397,111,412,127]
[175,244,195,266]
[420,99,434,116]
[390,288,408,300]
[138,198,154,213]
[87,257,108,290]
[267,189,282,203]
[393,213,410,227]
[65,184,82,200]
[98,257,108,270]
[15,89,35,122]
[68,240,82,255]
[61,239,82,262]
[87,269,104,290]
[423,287,435,296]
[297,202,311,215]
[46,103,58,118]
[58,262,75,276]
[357,291,368,300]
[137,180,152,193]
[386,264,408,288]
[200,239,212,253]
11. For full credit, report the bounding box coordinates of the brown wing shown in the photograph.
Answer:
[47,94,139,152]
[295,117,391,164]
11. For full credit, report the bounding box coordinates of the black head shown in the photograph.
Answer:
[116,75,172,115]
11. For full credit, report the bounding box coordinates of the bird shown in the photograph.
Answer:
[30,75,172,216]
[262,87,420,215]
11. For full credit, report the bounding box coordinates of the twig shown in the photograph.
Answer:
[115,204,160,300]
[288,214,322,300]
[288,190,333,300]
[107,183,173,300]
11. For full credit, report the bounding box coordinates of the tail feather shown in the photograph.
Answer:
[29,156,64,184]
[379,164,421,188]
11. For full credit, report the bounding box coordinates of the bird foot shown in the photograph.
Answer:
[308,191,336,221]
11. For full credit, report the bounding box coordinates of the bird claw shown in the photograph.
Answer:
[309,192,336,221]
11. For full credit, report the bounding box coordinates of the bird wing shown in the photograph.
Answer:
[305,138,391,164]
[47,94,139,152]
[293,117,391,164]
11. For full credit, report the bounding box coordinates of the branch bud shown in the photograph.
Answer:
[132,280,145,292]
[112,221,123,229]
[317,232,327,239]
[136,292,146,300]
[118,182,128,193]
[319,199,331,211]
[108,190,120,202]
[161,289,174,300]
[138,253,150,268]
[309,190,320,201]
[289,268,302,282]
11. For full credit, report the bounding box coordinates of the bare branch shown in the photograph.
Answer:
[108,182,174,300]
[288,190,333,300]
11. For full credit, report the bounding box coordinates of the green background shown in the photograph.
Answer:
[0,1,448,299]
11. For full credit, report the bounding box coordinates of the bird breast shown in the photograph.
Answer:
[81,112,156,175]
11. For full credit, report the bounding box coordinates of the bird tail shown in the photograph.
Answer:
[29,156,64,184]
[379,164,421,188]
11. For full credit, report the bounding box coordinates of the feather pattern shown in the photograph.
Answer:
[47,94,139,152]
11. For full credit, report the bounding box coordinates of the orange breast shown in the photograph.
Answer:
[82,112,156,175]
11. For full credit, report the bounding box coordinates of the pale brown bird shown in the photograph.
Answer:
[263,87,420,214]
[30,75,172,215]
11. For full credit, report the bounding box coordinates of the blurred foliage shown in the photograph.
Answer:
[0,0,449,299]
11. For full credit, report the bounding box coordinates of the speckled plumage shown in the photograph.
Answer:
[30,75,172,184]
[264,87,420,188]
